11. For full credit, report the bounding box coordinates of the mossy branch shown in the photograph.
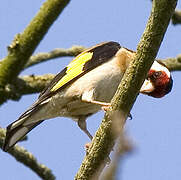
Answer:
[0,0,70,105]
[0,128,55,180]
[0,74,54,102]
[74,0,177,179]
[151,0,181,25]
[160,54,181,71]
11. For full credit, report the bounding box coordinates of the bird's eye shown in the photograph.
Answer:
[153,71,162,79]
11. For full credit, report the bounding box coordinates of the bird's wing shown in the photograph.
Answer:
[9,41,121,123]
[38,41,121,101]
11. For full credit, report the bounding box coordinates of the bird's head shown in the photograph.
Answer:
[140,61,173,98]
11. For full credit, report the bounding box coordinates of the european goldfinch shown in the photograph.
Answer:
[3,41,173,151]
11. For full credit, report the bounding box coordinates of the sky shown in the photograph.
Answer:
[1,0,181,179]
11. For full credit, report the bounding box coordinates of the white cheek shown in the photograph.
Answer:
[151,61,170,78]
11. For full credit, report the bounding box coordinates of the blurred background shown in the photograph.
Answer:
[1,0,181,179]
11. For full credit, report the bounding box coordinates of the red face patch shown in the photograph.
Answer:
[147,70,172,98]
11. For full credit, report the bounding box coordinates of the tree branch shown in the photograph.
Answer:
[0,128,55,180]
[24,46,85,69]
[74,0,178,179]
[151,0,181,25]
[172,10,181,25]
[0,0,70,105]
[160,54,181,71]
[3,74,54,101]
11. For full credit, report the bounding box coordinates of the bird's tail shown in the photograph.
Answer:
[3,92,53,152]
[3,118,44,152]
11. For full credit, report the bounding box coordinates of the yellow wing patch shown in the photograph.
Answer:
[50,52,93,92]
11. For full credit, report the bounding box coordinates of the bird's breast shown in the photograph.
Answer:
[65,57,124,103]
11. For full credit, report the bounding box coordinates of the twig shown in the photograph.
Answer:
[74,0,177,179]
[172,10,181,25]
[25,46,85,69]
[0,128,55,180]
[159,54,181,71]
[4,74,55,101]
[0,0,70,105]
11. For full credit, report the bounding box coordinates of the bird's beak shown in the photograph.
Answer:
[140,79,155,94]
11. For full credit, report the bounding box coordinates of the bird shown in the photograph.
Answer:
[3,41,173,151]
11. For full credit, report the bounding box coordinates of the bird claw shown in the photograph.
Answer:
[101,104,111,111]
[84,142,92,155]
[128,113,132,120]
